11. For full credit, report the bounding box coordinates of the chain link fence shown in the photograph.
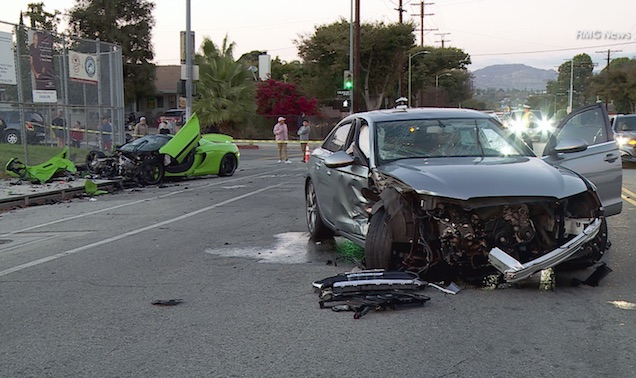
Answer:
[0,20,124,169]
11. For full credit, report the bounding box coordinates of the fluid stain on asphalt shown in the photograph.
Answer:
[205,232,337,264]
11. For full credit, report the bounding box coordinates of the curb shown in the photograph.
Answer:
[237,144,260,150]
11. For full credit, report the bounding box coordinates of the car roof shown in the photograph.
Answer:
[349,107,492,123]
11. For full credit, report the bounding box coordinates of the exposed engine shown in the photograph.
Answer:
[389,190,604,279]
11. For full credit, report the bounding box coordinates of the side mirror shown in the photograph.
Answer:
[553,137,588,154]
[324,150,355,168]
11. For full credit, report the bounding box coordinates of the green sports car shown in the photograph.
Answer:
[86,113,240,185]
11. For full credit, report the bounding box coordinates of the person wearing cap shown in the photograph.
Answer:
[134,116,149,138]
[297,119,310,162]
[273,116,290,163]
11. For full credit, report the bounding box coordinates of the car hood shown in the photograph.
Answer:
[378,156,588,200]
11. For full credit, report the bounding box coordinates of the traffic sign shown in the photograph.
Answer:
[337,90,351,96]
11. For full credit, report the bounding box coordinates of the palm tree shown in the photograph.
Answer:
[193,36,257,134]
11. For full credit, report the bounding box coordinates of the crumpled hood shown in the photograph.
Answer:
[378,156,588,200]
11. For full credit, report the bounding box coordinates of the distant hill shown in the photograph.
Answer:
[471,64,558,91]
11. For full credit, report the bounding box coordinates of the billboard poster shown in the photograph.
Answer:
[0,31,17,85]
[28,30,57,102]
[69,51,98,84]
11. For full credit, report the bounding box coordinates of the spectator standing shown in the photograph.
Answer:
[99,116,113,151]
[134,116,149,138]
[52,111,65,147]
[158,116,171,135]
[273,116,290,163]
[70,120,84,148]
[297,118,310,162]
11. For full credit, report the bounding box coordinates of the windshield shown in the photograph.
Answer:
[375,117,530,164]
[120,134,172,152]
[615,116,636,132]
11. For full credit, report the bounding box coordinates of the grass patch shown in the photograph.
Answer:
[0,144,89,179]
[335,239,365,262]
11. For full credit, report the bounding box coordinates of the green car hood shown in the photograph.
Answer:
[159,113,201,163]
[5,147,77,184]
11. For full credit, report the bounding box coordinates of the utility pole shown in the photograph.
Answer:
[395,0,406,23]
[595,49,621,110]
[353,0,361,112]
[411,1,436,47]
[435,32,450,48]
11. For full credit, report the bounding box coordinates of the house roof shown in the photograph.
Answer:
[155,65,181,94]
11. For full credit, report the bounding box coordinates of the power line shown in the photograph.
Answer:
[435,32,450,48]
[471,41,636,57]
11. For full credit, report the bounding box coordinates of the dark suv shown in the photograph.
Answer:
[0,110,47,144]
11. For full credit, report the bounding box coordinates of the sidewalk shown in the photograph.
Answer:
[0,177,118,212]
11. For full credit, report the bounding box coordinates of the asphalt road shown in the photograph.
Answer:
[1,146,635,378]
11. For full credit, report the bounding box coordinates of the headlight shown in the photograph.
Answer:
[537,119,554,133]
[616,136,629,146]
[163,154,172,166]
[510,120,526,134]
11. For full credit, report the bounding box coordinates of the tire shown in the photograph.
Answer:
[4,130,20,144]
[305,179,334,239]
[364,208,396,269]
[86,150,106,173]
[218,153,237,177]
[138,160,165,185]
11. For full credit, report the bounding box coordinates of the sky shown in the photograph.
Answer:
[3,0,636,72]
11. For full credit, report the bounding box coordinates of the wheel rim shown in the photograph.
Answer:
[306,182,318,233]
[220,155,236,176]
[6,133,18,144]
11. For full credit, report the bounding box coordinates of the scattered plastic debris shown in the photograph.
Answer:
[151,299,183,306]
[314,269,431,319]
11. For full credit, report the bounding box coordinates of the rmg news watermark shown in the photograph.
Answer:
[576,30,632,40]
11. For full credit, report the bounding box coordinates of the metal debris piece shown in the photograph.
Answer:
[151,299,183,306]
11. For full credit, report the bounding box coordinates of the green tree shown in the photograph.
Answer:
[591,57,636,113]
[193,36,257,134]
[554,53,595,110]
[68,0,156,105]
[22,2,61,30]
[410,47,472,107]
[297,19,415,110]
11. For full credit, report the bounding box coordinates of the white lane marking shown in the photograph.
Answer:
[1,170,284,238]
[0,183,283,277]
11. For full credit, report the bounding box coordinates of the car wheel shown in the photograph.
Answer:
[86,150,106,173]
[4,130,20,144]
[365,207,396,269]
[218,153,237,177]
[138,160,165,185]
[305,179,334,239]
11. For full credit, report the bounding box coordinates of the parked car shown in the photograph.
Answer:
[305,104,622,283]
[610,114,636,163]
[160,109,186,127]
[86,113,239,185]
[0,110,47,144]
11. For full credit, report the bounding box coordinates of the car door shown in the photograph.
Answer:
[311,120,354,228]
[159,112,200,163]
[328,119,371,239]
[542,103,622,216]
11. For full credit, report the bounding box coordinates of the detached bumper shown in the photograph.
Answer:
[488,218,601,283]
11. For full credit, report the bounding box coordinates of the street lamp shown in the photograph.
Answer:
[408,50,429,107]
[435,72,452,87]
[434,73,452,106]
